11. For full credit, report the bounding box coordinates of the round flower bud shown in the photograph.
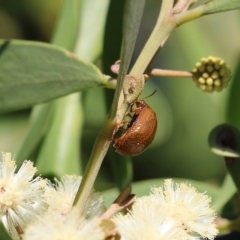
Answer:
[192,57,231,93]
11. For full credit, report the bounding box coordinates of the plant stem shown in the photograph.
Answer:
[174,5,204,26]
[74,1,210,213]
[74,0,145,213]
[149,68,193,78]
[74,118,115,214]
[130,0,175,75]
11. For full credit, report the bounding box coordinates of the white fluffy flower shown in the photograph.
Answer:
[44,175,105,218]
[114,209,188,240]
[22,175,107,239]
[114,179,218,240]
[44,175,82,215]
[0,153,47,240]
[23,208,105,240]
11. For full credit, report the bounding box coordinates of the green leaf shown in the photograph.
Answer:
[130,0,174,75]
[108,148,133,191]
[110,0,145,118]
[119,0,145,78]
[105,0,145,189]
[101,0,129,190]
[203,0,240,14]
[15,104,50,165]
[0,111,30,156]
[34,0,110,177]
[15,0,85,165]
[225,157,240,195]
[0,221,12,240]
[0,40,105,113]
[52,0,82,50]
[102,1,125,75]
[227,58,240,128]
[75,0,110,62]
[213,174,237,214]
[36,94,83,176]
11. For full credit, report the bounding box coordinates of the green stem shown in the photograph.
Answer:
[130,2,216,76]
[174,5,205,26]
[130,0,174,75]
[173,1,237,27]
[74,0,211,214]
[74,118,115,213]
[150,68,193,78]
[74,0,146,211]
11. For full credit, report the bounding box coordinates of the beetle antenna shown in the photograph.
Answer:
[142,90,157,100]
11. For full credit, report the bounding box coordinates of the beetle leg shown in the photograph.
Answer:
[131,107,141,115]
[130,102,142,115]
[125,112,133,118]
[119,121,130,128]
[113,120,130,137]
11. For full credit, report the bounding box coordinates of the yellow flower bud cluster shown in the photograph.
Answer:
[192,57,231,93]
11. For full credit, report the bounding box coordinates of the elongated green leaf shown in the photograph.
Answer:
[227,58,240,128]
[52,0,82,50]
[108,148,133,191]
[0,221,11,240]
[102,0,125,75]
[0,111,30,156]
[0,40,105,113]
[36,94,83,176]
[15,104,50,165]
[34,0,111,177]
[75,0,110,62]
[203,0,240,14]
[119,0,145,78]
[213,174,237,213]
[110,0,145,118]
[15,0,85,169]
[101,0,133,191]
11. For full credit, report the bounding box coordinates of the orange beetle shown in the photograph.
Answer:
[113,100,157,156]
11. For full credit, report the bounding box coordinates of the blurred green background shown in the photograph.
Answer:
[0,0,240,191]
